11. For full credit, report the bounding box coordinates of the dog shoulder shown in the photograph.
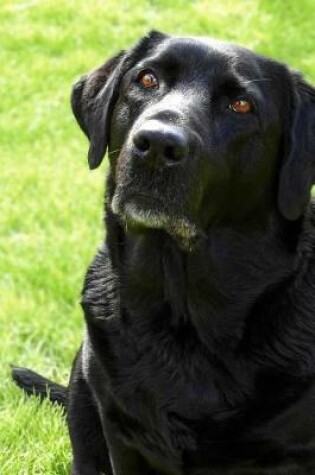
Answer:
[81,244,119,323]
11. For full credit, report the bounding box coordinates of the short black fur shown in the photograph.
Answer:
[12,32,315,474]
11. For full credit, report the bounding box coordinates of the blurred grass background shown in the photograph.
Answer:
[1,0,314,473]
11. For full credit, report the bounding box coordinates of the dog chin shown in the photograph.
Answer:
[111,196,201,252]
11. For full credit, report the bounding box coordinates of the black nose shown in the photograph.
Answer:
[132,121,188,168]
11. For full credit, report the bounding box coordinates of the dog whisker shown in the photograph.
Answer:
[243,78,272,84]
[108,148,122,155]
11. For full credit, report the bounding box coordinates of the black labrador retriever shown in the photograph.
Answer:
[13,31,315,474]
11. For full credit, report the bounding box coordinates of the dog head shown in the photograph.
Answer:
[72,31,315,249]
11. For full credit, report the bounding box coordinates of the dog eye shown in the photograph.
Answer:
[229,99,254,114]
[138,70,159,90]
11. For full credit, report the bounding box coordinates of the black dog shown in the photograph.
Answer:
[13,31,315,474]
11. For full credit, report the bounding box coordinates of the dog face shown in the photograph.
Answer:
[72,31,315,249]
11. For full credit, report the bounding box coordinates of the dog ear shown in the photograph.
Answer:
[71,52,126,169]
[278,74,315,220]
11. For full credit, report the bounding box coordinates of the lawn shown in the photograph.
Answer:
[1,0,315,473]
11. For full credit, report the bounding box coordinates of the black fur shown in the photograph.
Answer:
[13,32,315,474]
[12,366,67,407]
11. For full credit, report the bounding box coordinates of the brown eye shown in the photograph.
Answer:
[138,71,159,90]
[229,99,254,114]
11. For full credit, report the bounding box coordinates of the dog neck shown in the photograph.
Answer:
[105,202,315,378]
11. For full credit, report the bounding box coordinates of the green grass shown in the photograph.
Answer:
[1,0,315,472]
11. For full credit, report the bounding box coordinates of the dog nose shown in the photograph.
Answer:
[132,121,188,167]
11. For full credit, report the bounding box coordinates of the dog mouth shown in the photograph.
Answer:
[111,192,201,251]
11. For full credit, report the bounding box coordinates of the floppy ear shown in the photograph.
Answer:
[278,74,315,220]
[71,52,126,169]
